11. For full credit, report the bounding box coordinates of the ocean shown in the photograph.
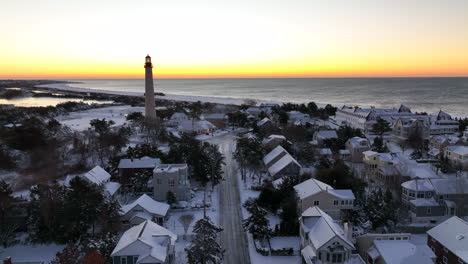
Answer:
[61,78,468,116]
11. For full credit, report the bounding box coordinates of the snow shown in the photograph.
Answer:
[105,181,121,196]
[269,237,300,250]
[328,189,355,200]
[195,129,229,140]
[0,243,65,263]
[409,198,439,207]
[263,146,288,165]
[121,194,170,217]
[446,145,468,156]
[293,179,333,200]
[118,156,161,169]
[427,216,468,262]
[56,105,142,131]
[81,165,111,185]
[267,154,301,177]
[315,130,338,140]
[372,240,436,264]
[257,117,271,126]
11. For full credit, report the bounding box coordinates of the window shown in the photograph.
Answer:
[334,200,338,205]
[409,191,415,198]
[444,247,448,253]
[417,192,424,198]
[341,200,345,205]
[169,179,175,186]
[327,253,330,261]
[157,179,162,184]
[427,208,432,215]
[318,252,322,260]
[313,200,320,206]
[443,256,448,264]
[121,257,127,264]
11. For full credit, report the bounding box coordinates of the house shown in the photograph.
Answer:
[363,152,401,181]
[263,145,288,168]
[118,157,161,184]
[300,207,364,264]
[313,130,338,146]
[366,239,435,264]
[401,178,468,224]
[462,128,468,142]
[245,107,264,118]
[267,153,301,180]
[153,164,191,202]
[429,110,459,135]
[294,179,355,219]
[257,117,273,131]
[316,148,333,159]
[76,166,121,197]
[427,216,468,264]
[393,117,430,140]
[428,135,460,159]
[356,233,411,259]
[339,149,351,161]
[202,113,227,128]
[288,111,311,125]
[262,134,287,151]
[345,137,370,162]
[121,194,170,225]
[111,220,177,264]
[168,112,189,126]
[444,145,468,170]
[176,119,217,135]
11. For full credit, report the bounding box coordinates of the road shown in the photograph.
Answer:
[206,132,251,264]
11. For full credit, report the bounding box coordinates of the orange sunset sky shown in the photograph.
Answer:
[1,0,468,79]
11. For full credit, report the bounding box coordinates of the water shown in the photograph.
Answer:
[60,78,468,116]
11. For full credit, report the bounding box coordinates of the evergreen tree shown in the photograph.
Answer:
[186,217,224,264]
[242,202,272,243]
[372,118,392,136]
[372,136,386,153]
[166,191,177,205]
[50,243,83,264]
[0,180,17,247]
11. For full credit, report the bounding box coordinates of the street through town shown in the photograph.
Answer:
[206,132,251,264]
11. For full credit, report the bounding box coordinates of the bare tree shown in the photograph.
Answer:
[178,214,195,240]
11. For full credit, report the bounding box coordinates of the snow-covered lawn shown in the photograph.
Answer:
[238,172,301,264]
[57,105,143,131]
[0,243,65,263]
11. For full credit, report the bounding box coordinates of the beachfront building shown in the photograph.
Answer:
[299,207,364,264]
[401,178,468,224]
[428,110,459,135]
[444,145,468,170]
[427,216,468,264]
[345,137,370,162]
[153,164,191,202]
[111,220,177,264]
[144,55,157,122]
[393,117,430,140]
[294,179,355,219]
[121,194,170,225]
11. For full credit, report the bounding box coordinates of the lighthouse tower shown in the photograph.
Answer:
[144,55,157,122]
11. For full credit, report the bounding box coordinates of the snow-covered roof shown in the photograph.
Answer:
[427,216,468,262]
[263,145,288,165]
[363,150,378,157]
[202,113,226,119]
[409,198,439,207]
[315,130,338,140]
[121,194,170,217]
[370,240,435,264]
[301,207,354,250]
[318,148,332,155]
[118,157,161,169]
[267,154,301,177]
[257,117,271,126]
[395,163,439,179]
[170,112,188,120]
[347,137,369,148]
[339,149,351,155]
[104,181,121,196]
[111,220,177,262]
[446,145,468,156]
[402,178,468,195]
[328,189,355,200]
[294,179,333,200]
[81,166,111,185]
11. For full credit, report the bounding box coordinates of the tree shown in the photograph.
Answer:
[204,143,225,189]
[372,118,392,136]
[234,138,264,183]
[50,243,83,264]
[178,214,195,239]
[166,191,177,205]
[242,202,272,246]
[0,180,18,247]
[372,136,386,153]
[186,217,224,264]
[126,111,144,123]
[80,250,106,264]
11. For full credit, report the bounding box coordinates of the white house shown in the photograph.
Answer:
[366,239,435,264]
[444,145,468,170]
[111,220,177,264]
[78,166,121,197]
[300,207,364,264]
[121,194,170,225]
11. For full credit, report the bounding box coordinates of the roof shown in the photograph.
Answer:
[446,145,468,156]
[155,164,188,173]
[111,220,177,262]
[401,178,468,195]
[294,179,333,200]
[263,145,288,165]
[267,154,301,177]
[104,181,121,196]
[118,157,161,169]
[339,149,351,155]
[409,198,439,207]
[257,117,271,126]
[318,148,332,155]
[121,194,170,217]
[315,130,338,140]
[301,207,354,250]
[370,240,435,264]
[170,112,188,120]
[81,166,111,185]
[427,216,468,262]
[363,150,378,157]
[328,189,355,200]
[347,137,369,148]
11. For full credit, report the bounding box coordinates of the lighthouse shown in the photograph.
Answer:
[144,55,157,122]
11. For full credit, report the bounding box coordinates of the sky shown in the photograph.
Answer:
[1,0,468,78]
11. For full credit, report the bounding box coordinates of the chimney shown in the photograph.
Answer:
[344,222,352,241]
[3,257,12,264]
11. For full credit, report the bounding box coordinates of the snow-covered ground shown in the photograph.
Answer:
[238,172,301,264]
[0,243,65,263]
[56,105,143,131]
